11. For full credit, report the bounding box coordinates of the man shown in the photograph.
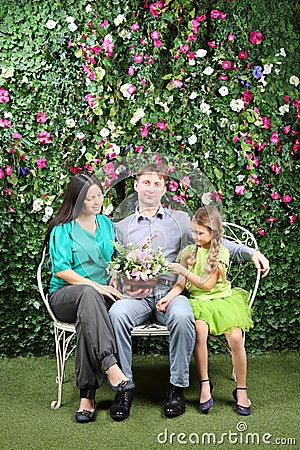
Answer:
[109,163,269,420]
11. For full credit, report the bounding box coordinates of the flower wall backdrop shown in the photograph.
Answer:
[0,0,299,356]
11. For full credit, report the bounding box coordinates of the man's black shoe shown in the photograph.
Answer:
[110,389,134,421]
[164,384,185,418]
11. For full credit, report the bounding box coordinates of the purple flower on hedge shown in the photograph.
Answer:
[19,167,30,176]
[237,74,251,88]
[252,66,263,79]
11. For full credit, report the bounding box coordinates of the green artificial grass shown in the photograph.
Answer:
[1,352,299,450]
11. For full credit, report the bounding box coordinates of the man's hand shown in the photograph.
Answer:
[252,250,270,278]
[124,285,152,299]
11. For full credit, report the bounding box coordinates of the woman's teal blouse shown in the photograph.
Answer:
[49,214,115,293]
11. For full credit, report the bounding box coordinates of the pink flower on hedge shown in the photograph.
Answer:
[38,131,52,144]
[238,51,248,59]
[128,66,135,75]
[12,132,22,139]
[8,206,16,213]
[257,229,265,236]
[218,75,228,81]
[283,125,291,134]
[222,60,231,69]
[0,89,9,103]
[168,180,179,192]
[282,194,292,203]
[270,163,281,174]
[131,23,140,31]
[270,192,280,200]
[0,168,4,179]
[155,121,168,130]
[228,33,234,42]
[140,127,149,138]
[211,9,220,18]
[128,85,137,95]
[69,166,82,174]
[211,191,223,202]
[84,93,94,107]
[150,30,160,40]
[5,165,12,176]
[149,1,164,17]
[249,31,263,44]
[134,145,144,154]
[235,185,246,195]
[36,112,48,123]
[134,54,143,63]
[289,214,297,224]
[0,118,12,128]
[153,39,162,47]
[267,217,277,223]
[270,131,279,145]
[102,38,114,58]
[261,116,271,129]
[208,41,217,48]
[37,157,47,169]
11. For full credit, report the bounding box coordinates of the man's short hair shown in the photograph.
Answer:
[135,163,170,186]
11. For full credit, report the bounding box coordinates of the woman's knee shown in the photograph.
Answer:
[227,328,244,350]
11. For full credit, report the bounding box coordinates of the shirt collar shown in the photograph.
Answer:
[136,204,165,221]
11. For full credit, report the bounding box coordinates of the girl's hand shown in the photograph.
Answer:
[156,296,171,313]
[168,262,188,276]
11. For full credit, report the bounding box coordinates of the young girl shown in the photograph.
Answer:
[156,205,253,415]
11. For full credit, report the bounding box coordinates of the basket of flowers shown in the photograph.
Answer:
[110,239,169,290]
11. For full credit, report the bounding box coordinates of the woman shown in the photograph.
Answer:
[44,172,134,423]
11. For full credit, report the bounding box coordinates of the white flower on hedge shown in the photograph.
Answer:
[107,120,116,131]
[279,104,289,115]
[237,174,246,182]
[120,83,135,98]
[218,86,229,96]
[203,66,214,76]
[110,143,120,154]
[1,66,14,78]
[114,14,125,26]
[176,135,182,141]
[32,198,43,212]
[76,132,85,140]
[289,75,299,86]
[100,127,110,137]
[65,118,75,127]
[119,29,131,40]
[263,63,273,74]
[189,91,198,99]
[22,75,29,83]
[195,49,207,58]
[188,59,195,66]
[103,203,114,216]
[188,135,197,145]
[4,111,13,119]
[259,75,267,87]
[230,99,244,112]
[200,101,212,115]
[66,16,75,23]
[275,47,286,57]
[194,123,202,129]
[45,19,57,29]
[68,22,78,32]
[86,4,92,12]
[130,107,145,125]
[201,192,212,205]
[45,206,53,217]
[204,151,210,159]
[219,117,228,128]
[95,66,105,80]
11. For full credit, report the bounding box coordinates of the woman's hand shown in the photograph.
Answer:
[93,284,124,301]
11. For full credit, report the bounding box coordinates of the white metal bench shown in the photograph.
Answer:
[37,222,260,408]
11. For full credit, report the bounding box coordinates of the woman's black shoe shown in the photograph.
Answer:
[75,402,97,423]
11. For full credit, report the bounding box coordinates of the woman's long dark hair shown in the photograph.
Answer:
[43,172,103,246]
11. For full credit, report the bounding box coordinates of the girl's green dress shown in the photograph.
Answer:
[186,245,253,335]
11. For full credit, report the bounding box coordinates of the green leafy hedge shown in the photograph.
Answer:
[0,0,299,357]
